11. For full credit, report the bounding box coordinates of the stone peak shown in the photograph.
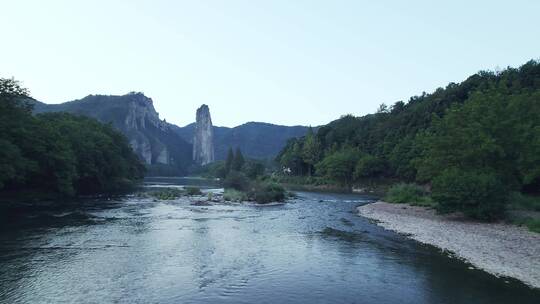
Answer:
[193,104,214,165]
[196,104,211,122]
[196,104,210,113]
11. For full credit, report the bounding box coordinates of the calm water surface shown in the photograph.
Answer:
[1,178,539,303]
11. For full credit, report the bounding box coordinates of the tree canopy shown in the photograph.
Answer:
[276,60,540,219]
[0,78,145,197]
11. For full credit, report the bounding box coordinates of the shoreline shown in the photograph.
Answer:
[357,201,540,289]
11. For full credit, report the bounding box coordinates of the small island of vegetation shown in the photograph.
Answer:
[200,147,287,204]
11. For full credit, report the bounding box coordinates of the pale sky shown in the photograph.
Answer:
[1,0,539,127]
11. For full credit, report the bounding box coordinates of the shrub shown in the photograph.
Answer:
[512,217,540,233]
[185,187,202,196]
[249,181,286,204]
[432,168,508,220]
[223,189,248,202]
[385,183,429,205]
[525,219,540,233]
[508,192,540,211]
[150,188,184,200]
[223,171,251,191]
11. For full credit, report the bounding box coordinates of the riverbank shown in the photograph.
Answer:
[357,201,540,289]
[277,176,395,196]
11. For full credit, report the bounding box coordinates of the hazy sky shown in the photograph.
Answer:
[2,0,539,127]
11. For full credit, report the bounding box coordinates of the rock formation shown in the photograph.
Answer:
[30,92,193,172]
[174,122,312,160]
[123,93,169,164]
[193,104,215,165]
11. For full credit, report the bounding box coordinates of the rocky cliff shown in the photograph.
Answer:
[31,94,312,172]
[192,105,215,165]
[174,122,312,160]
[31,93,193,174]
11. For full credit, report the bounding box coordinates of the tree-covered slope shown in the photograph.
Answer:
[277,60,540,219]
[31,93,193,175]
[33,94,309,171]
[0,79,145,197]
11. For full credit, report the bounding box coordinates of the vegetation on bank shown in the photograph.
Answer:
[384,183,434,207]
[276,60,540,221]
[0,78,145,198]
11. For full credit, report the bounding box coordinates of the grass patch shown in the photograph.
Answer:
[385,183,435,207]
[513,217,540,233]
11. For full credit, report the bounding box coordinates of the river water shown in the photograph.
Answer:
[1,178,538,303]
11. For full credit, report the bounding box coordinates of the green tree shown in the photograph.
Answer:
[277,139,307,175]
[302,127,321,176]
[315,147,359,187]
[223,170,250,191]
[224,147,234,175]
[277,60,540,184]
[354,154,385,179]
[0,78,145,197]
[0,139,26,188]
[232,148,245,171]
[0,78,30,97]
[432,168,507,220]
[416,88,540,218]
[0,78,35,190]
[243,161,265,179]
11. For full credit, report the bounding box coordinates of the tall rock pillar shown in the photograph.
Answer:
[193,104,215,165]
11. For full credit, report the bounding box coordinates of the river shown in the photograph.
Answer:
[0,178,538,303]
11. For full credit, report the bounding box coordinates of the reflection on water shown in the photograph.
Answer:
[0,178,539,303]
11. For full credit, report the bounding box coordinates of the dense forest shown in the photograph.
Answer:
[277,60,540,219]
[0,78,145,198]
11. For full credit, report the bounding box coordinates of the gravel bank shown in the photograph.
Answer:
[357,201,540,289]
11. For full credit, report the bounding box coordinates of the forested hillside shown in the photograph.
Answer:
[277,60,540,219]
[32,94,309,174]
[0,79,145,197]
[32,93,193,176]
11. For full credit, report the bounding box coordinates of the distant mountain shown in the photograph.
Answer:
[31,93,193,174]
[174,122,312,160]
[31,93,312,173]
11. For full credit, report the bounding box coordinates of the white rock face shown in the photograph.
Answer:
[193,104,215,165]
[155,147,169,164]
[124,94,164,131]
[123,93,171,165]
[129,134,152,164]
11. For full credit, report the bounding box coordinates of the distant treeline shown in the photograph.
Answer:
[0,78,145,198]
[277,60,540,219]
